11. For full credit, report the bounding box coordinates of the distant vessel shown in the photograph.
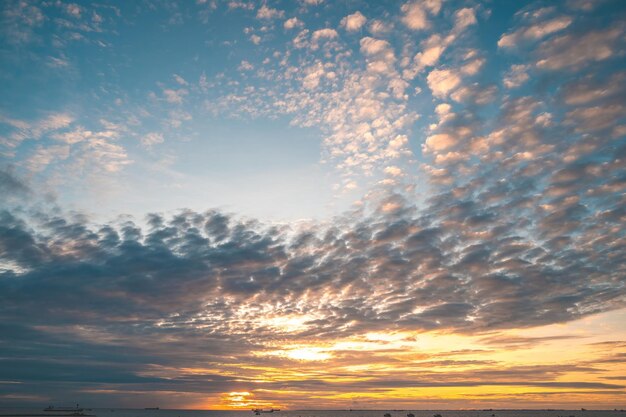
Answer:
[44,407,83,413]
[42,405,89,416]
[252,409,280,414]
[144,408,160,411]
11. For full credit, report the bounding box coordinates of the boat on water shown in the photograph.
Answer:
[144,408,160,411]
[252,409,280,414]
[44,407,83,413]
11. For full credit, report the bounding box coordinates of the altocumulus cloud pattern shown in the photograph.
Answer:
[1,0,626,410]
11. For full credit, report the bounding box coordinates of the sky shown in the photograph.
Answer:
[1,0,626,410]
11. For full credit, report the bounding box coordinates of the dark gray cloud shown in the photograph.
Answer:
[0,176,623,402]
[0,167,30,198]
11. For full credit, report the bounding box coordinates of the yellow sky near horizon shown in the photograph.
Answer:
[133,309,626,410]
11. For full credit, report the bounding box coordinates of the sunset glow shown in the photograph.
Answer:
[1,0,626,411]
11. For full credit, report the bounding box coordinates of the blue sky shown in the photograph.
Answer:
[1,0,626,409]
[0,0,538,221]
[3,0,622,223]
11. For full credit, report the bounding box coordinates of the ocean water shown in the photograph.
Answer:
[1,409,626,417]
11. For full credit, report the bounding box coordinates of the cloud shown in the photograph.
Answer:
[1,0,44,44]
[3,172,625,339]
[368,19,392,35]
[227,1,254,10]
[238,60,254,71]
[311,28,338,42]
[341,11,367,32]
[426,68,461,98]
[0,168,30,198]
[173,74,188,86]
[503,64,530,89]
[566,103,626,132]
[0,113,73,148]
[141,132,164,148]
[498,16,573,48]
[0,179,625,407]
[3,0,626,408]
[256,5,284,20]
[410,34,448,73]
[450,83,497,105]
[454,8,477,31]
[535,25,625,70]
[403,7,477,79]
[283,17,303,30]
[560,72,626,105]
[162,88,188,104]
[63,3,82,18]
[424,133,457,152]
[2,117,133,179]
[249,34,261,44]
[400,0,441,30]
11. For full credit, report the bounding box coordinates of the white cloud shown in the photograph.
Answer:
[163,88,188,104]
[250,34,261,44]
[341,11,367,32]
[284,17,303,30]
[535,26,624,70]
[360,37,393,57]
[503,64,530,89]
[451,84,497,105]
[368,19,392,35]
[384,165,403,177]
[173,74,188,85]
[292,29,310,48]
[360,37,397,77]
[26,145,70,172]
[498,16,573,48]
[311,28,338,41]
[405,8,477,79]
[401,0,441,30]
[227,1,254,10]
[52,127,93,144]
[561,72,626,105]
[64,3,82,18]
[423,133,457,152]
[141,132,165,148]
[2,0,45,44]
[388,78,408,100]
[238,60,254,71]
[566,103,626,132]
[34,113,74,134]
[310,28,338,49]
[453,8,477,31]
[21,122,132,176]
[461,57,485,76]
[427,68,461,98]
[410,34,448,74]
[302,62,328,90]
[0,113,74,148]
[256,5,284,20]
[47,56,70,68]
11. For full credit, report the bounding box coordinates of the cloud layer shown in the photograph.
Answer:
[1,0,626,409]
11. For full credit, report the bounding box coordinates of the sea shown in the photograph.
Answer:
[1,409,626,417]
